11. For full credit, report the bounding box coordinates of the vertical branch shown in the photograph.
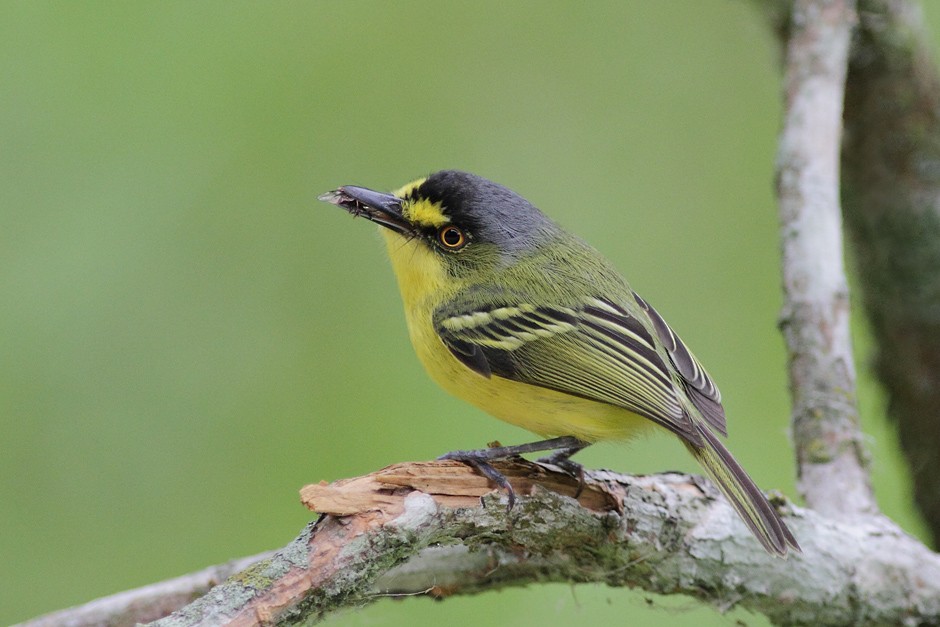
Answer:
[841,0,940,549]
[776,0,877,516]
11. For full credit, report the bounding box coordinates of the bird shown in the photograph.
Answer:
[318,170,799,556]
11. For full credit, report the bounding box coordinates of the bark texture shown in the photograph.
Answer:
[16,461,940,627]
[840,0,940,548]
[776,0,877,516]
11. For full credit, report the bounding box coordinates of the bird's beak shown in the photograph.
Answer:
[318,186,413,236]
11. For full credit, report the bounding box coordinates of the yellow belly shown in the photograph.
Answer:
[405,290,652,443]
[382,229,653,443]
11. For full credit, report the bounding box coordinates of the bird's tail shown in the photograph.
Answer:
[686,423,800,557]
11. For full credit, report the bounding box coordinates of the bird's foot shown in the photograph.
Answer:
[438,450,517,509]
[536,446,588,498]
[438,436,589,508]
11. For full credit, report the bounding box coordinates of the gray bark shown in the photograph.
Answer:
[15,461,940,627]
[776,0,877,517]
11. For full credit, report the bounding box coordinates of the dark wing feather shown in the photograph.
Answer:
[434,299,702,444]
[446,337,492,378]
[632,292,727,435]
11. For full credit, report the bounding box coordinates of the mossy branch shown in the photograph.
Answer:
[840,0,940,549]
[761,0,940,551]
[18,460,940,627]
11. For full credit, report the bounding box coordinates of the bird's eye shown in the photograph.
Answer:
[437,225,467,250]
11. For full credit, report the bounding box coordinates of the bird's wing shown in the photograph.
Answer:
[632,292,726,435]
[434,296,704,444]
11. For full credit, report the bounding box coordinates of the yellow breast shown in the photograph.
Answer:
[381,229,653,443]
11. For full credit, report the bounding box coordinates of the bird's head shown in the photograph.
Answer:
[319,170,560,285]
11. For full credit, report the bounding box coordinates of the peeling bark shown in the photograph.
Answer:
[17,461,940,627]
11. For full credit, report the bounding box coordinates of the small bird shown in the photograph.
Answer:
[319,170,799,556]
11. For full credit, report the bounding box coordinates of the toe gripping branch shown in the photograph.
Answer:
[438,436,589,508]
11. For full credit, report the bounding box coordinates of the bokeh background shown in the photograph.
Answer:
[2,2,936,625]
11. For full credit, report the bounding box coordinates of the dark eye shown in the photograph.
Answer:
[437,225,467,250]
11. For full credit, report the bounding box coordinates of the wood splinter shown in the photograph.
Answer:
[299,459,620,516]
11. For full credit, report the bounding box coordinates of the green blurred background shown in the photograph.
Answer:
[1,2,935,625]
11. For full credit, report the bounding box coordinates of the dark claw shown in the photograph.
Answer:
[536,445,589,498]
[440,452,516,509]
[438,436,590,509]
[544,457,587,498]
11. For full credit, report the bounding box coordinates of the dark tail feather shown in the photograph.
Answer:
[686,424,800,557]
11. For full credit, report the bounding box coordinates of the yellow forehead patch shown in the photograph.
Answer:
[404,198,449,228]
[393,177,449,229]
[393,178,426,199]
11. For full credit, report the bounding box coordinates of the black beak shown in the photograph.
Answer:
[318,185,413,236]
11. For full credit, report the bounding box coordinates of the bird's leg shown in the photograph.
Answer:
[438,436,589,508]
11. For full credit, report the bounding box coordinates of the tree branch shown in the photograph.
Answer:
[18,461,940,626]
[14,552,276,627]
[19,4,940,626]
[775,0,877,516]
[840,0,940,548]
